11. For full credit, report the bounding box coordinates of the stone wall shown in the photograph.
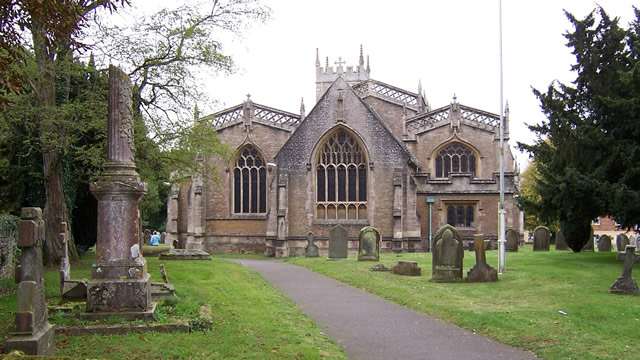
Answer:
[0,215,18,282]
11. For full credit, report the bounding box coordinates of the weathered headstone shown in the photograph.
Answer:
[533,226,550,251]
[391,261,421,276]
[305,232,319,258]
[555,229,568,250]
[597,234,612,252]
[610,245,639,295]
[432,225,464,282]
[467,234,498,283]
[6,207,55,356]
[328,225,348,259]
[582,230,594,252]
[358,226,380,261]
[86,66,152,319]
[59,222,87,300]
[505,229,519,252]
[616,234,630,261]
[159,264,169,284]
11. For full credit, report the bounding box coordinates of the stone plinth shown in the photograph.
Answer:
[158,249,212,260]
[6,208,55,356]
[391,261,421,276]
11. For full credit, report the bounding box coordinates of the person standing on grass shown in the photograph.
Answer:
[150,231,160,246]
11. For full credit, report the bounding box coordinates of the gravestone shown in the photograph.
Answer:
[391,261,421,276]
[505,229,519,252]
[6,207,55,356]
[328,225,348,259]
[467,234,498,283]
[86,66,152,319]
[582,231,594,252]
[59,221,87,300]
[597,234,612,252]
[159,264,169,284]
[634,235,640,249]
[159,248,211,260]
[358,226,380,261]
[555,230,568,250]
[616,234,630,261]
[610,245,639,295]
[305,232,319,258]
[432,225,464,282]
[533,226,550,251]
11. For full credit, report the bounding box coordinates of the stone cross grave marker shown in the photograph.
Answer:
[610,245,639,295]
[305,232,319,258]
[358,226,380,261]
[467,234,498,283]
[432,225,464,282]
[533,226,550,251]
[555,229,568,250]
[505,228,519,252]
[6,207,55,356]
[616,234,630,261]
[597,234,612,252]
[328,225,348,259]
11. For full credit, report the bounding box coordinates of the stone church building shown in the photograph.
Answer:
[167,47,522,257]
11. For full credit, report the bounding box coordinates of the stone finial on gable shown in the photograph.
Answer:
[336,86,345,122]
[449,94,461,131]
[402,102,408,138]
[504,100,510,138]
[243,94,253,132]
[417,80,427,114]
[300,97,306,121]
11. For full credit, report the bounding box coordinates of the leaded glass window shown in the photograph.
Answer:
[233,146,266,214]
[435,143,476,178]
[316,130,367,220]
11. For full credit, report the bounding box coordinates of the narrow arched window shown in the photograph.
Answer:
[233,146,266,214]
[316,129,367,220]
[435,143,476,178]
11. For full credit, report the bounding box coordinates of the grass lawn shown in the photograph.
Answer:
[0,252,347,359]
[285,245,640,360]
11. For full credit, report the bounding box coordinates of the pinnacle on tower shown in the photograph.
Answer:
[325,56,329,69]
[316,48,320,67]
[366,55,370,73]
[359,45,364,67]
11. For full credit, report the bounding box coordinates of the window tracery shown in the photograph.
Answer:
[233,146,266,214]
[435,143,476,178]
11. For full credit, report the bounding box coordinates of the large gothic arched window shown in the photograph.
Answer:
[316,130,368,220]
[233,146,266,214]
[435,143,476,178]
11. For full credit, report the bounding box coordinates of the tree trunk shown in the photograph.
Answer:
[31,18,78,265]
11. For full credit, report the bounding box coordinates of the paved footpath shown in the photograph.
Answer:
[230,259,538,360]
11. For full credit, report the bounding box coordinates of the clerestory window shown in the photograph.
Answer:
[316,130,368,221]
[435,143,476,178]
[233,146,266,214]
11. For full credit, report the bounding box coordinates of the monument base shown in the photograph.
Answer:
[80,302,157,322]
[467,264,498,283]
[86,274,152,314]
[610,276,639,295]
[6,322,55,356]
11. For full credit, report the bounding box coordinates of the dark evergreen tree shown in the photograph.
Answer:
[519,7,640,251]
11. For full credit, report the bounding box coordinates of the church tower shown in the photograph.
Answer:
[315,45,370,101]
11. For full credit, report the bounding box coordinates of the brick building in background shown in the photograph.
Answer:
[167,47,523,257]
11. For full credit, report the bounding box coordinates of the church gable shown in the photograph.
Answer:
[276,77,414,171]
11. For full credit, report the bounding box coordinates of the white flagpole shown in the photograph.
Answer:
[498,0,506,274]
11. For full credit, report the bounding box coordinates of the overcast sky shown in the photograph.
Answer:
[132,1,638,168]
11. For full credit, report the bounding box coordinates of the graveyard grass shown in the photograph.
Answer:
[286,246,639,360]
[0,253,347,359]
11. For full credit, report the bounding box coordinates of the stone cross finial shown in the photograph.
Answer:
[107,65,134,164]
[467,234,498,283]
[335,57,346,74]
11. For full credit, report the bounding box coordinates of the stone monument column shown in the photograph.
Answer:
[87,65,151,316]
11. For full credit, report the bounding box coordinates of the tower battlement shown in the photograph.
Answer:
[316,45,370,101]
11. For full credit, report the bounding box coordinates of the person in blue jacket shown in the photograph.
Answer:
[150,231,160,246]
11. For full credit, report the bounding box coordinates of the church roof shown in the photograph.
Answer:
[352,79,420,110]
[406,102,500,134]
[203,102,301,131]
